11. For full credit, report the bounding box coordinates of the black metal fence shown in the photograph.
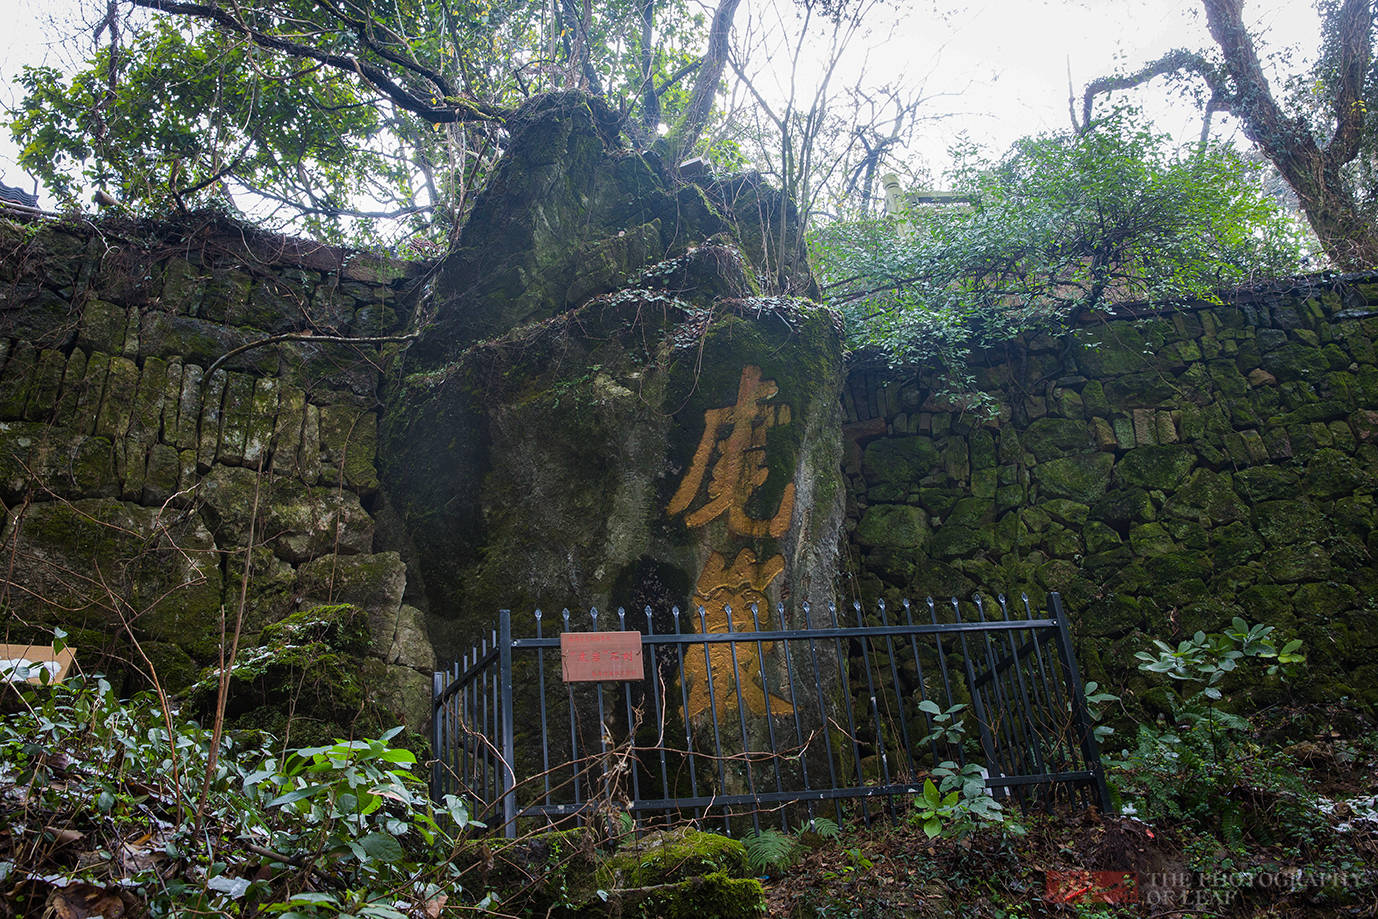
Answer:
[431,592,1110,837]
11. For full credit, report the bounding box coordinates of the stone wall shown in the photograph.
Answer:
[0,212,437,736]
[842,276,1378,709]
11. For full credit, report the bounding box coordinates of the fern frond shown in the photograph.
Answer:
[802,816,842,839]
[742,828,797,874]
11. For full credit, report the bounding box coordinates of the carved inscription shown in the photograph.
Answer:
[671,366,796,720]
[668,364,795,538]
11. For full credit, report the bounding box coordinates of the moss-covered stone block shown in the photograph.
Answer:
[26,348,67,421]
[1144,550,1211,585]
[1021,416,1093,461]
[1044,523,1084,556]
[854,503,930,549]
[1128,522,1176,557]
[1261,341,1329,381]
[1253,499,1326,547]
[1233,466,1300,502]
[1303,447,1374,498]
[1081,520,1120,553]
[1090,486,1154,529]
[1071,330,1148,376]
[1031,453,1113,502]
[1237,584,1295,629]
[260,603,370,654]
[1291,581,1358,618]
[1104,372,1178,406]
[1211,522,1264,567]
[142,442,181,504]
[1262,543,1331,584]
[599,828,750,888]
[1163,468,1245,525]
[243,377,280,467]
[1113,445,1196,490]
[1041,498,1090,528]
[78,299,129,352]
[318,403,379,491]
[861,436,939,486]
[70,435,119,498]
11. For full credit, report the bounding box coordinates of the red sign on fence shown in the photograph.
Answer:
[560,631,644,682]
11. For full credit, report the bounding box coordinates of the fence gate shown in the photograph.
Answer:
[431,592,1110,837]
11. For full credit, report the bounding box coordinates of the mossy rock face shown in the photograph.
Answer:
[382,93,843,665]
[419,92,683,359]
[388,295,843,660]
[1,498,223,687]
[598,828,751,888]
[185,604,394,746]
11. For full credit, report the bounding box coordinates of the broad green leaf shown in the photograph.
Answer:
[359,832,405,863]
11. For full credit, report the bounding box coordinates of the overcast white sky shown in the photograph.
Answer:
[0,0,1322,206]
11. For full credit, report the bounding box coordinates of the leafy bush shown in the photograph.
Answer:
[0,674,479,918]
[911,761,1010,839]
[811,107,1307,401]
[1113,619,1305,835]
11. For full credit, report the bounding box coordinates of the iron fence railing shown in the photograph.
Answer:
[431,592,1110,837]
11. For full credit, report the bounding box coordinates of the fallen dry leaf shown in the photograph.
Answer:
[46,883,138,919]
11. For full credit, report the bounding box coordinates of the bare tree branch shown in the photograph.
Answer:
[1080,47,1231,132]
[204,331,420,381]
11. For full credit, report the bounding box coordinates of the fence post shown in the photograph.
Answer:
[431,669,444,801]
[498,609,518,839]
[1049,592,1113,812]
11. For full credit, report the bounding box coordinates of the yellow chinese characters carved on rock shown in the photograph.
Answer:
[684,549,796,720]
[667,365,795,539]
[670,365,797,720]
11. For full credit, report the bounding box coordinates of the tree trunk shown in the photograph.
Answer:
[1202,0,1378,269]
[660,0,742,166]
